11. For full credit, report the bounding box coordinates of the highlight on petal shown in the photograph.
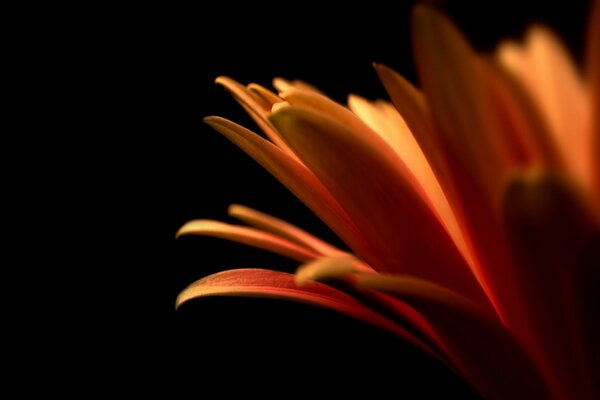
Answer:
[215,76,298,157]
[203,116,377,266]
[270,106,491,309]
[176,268,426,348]
[294,253,372,286]
[228,204,342,256]
[176,219,319,262]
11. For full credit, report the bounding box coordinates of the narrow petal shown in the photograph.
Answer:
[228,204,342,256]
[356,273,552,400]
[215,76,297,156]
[273,77,323,95]
[176,219,320,262]
[247,83,283,109]
[176,268,427,348]
[203,116,376,266]
[269,106,491,309]
[294,254,372,286]
[502,173,599,399]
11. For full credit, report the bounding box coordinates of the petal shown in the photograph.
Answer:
[269,106,491,309]
[247,83,283,109]
[348,94,472,267]
[501,27,592,190]
[176,268,425,348]
[215,76,297,156]
[588,0,600,198]
[203,116,376,265]
[272,77,323,95]
[228,204,342,256]
[412,5,529,200]
[294,254,372,286]
[356,273,552,400]
[176,219,320,262]
[411,5,539,322]
[502,173,599,399]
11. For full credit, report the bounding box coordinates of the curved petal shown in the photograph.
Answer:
[269,106,491,309]
[215,76,297,157]
[176,268,426,350]
[294,254,373,285]
[356,273,552,400]
[176,219,319,262]
[203,116,377,266]
[228,204,342,256]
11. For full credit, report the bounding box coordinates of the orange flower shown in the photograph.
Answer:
[177,3,599,399]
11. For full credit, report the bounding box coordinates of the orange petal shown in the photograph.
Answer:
[348,94,472,268]
[215,76,297,156]
[273,77,323,95]
[269,106,491,309]
[502,173,599,399]
[356,273,552,400]
[294,254,373,286]
[501,27,592,190]
[247,83,283,109]
[411,5,540,322]
[412,6,528,200]
[203,116,376,265]
[176,268,428,350]
[588,0,600,198]
[228,204,342,256]
[176,219,320,262]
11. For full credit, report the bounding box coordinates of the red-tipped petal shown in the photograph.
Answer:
[176,268,425,347]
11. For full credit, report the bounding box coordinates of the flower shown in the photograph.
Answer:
[176,3,599,399]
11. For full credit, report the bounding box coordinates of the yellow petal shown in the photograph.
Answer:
[176,219,319,262]
[228,204,342,256]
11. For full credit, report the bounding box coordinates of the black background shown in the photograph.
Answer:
[81,0,592,397]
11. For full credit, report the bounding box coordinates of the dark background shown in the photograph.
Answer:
[85,0,592,397]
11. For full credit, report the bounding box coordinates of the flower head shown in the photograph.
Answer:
[177,3,600,399]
